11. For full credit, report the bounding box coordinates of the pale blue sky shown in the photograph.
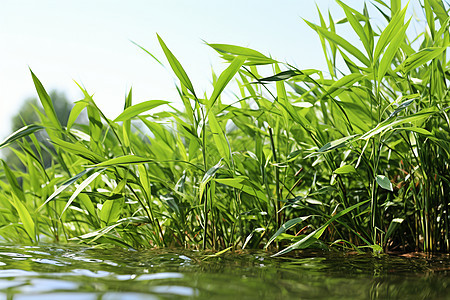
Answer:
[1,0,419,140]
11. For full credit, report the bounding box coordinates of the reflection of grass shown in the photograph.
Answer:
[0,0,449,255]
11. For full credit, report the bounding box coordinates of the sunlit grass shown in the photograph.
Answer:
[0,0,449,255]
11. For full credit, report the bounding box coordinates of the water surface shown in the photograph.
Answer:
[0,244,448,299]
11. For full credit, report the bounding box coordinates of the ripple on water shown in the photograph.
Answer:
[0,245,447,299]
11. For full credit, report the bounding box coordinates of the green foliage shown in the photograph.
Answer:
[4,90,87,170]
[0,0,448,255]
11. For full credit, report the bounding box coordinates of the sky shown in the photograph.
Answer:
[1,0,419,141]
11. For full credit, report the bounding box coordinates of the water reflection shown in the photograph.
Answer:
[0,245,447,299]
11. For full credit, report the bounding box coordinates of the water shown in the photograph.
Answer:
[0,244,448,299]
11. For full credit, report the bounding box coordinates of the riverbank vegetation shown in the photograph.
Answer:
[0,0,449,255]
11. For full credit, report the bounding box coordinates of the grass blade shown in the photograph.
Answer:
[100,199,124,226]
[273,200,370,256]
[1,160,26,201]
[336,0,372,58]
[209,56,245,109]
[207,43,276,65]
[11,195,35,241]
[131,40,165,68]
[304,19,371,67]
[29,69,62,130]
[208,112,230,163]
[114,100,170,122]
[215,177,266,201]
[265,216,311,248]
[0,125,44,150]
[256,70,303,82]
[51,138,105,163]
[360,108,437,140]
[374,5,407,62]
[92,155,154,167]
[377,20,410,82]
[39,168,98,209]
[399,47,448,74]
[60,169,105,217]
[67,100,88,130]
[157,34,196,97]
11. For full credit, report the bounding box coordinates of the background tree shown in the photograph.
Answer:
[4,90,86,170]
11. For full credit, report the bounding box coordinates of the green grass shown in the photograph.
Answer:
[0,0,449,255]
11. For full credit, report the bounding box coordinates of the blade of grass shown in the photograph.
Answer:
[399,46,448,74]
[265,216,311,248]
[11,194,35,242]
[304,19,371,67]
[114,100,170,122]
[60,169,105,217]
[272,200,370,256]
[157,34,196,97]
[377,19,410,82]
[208,56,246,109]
[373,5,408,62]
[0,125,44,150]
[29,69,62,131]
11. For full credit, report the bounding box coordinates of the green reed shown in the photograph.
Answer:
[0,0,448,255]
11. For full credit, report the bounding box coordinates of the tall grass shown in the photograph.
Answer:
[0,0,449,255]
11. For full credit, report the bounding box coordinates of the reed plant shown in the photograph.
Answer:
[0,0,448,255]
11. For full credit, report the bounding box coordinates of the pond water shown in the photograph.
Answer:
[0,244,448,299]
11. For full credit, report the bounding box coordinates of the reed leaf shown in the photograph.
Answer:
[30,69,62,131]
[399,46,448,73]
[273,200,370,256]
[207,43,276,65]
[0,125,44,150]
[304,19,371,67]
[209,56,246,109]
[11,195,35,241]
[157,34,196,97]
[114,100,170,122]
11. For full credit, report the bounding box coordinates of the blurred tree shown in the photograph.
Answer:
[4,90,87,170]
[10,90,74,131]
